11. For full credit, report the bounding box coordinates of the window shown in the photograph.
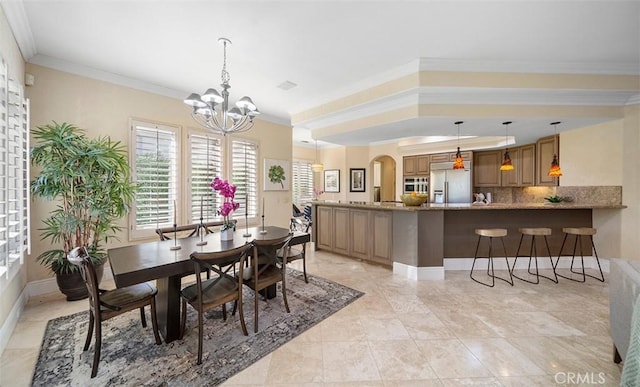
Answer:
[188,132,223,223]
[229,139,258,221]
[292,159,314,205]
[130,120,180,239]
[0,58,30,287]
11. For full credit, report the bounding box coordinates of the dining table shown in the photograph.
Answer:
[108,225,310,343]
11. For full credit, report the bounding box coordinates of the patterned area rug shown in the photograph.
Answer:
[32,269,363,386]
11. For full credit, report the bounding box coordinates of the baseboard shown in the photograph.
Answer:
[393,262,444,280]
[444,257,610,272]
[392,257,610,281]
[0,286,27,356]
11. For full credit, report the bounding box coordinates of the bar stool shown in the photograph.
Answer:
[554,227,605,282]
[470,228,513,287]
[512,228,558,284]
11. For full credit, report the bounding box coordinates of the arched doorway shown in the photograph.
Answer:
[372,155,396,202]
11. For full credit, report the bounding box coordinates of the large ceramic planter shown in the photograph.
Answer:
[55,261,104,301]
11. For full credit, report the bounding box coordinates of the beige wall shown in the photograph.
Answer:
[25,64,293,283]
[0,6,26,332]
[560,120,624,186]
[622,104,640,259]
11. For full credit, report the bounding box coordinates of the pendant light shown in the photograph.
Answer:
[548,121,563,177]
[311,140,324,172]
[452,121,465,170]
[499,121,514,171]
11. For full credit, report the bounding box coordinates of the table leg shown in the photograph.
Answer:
[156,275,182,343]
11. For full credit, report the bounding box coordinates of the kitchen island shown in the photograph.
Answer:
[312,200,625,280]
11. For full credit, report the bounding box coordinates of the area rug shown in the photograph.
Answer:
[32,269,363,386]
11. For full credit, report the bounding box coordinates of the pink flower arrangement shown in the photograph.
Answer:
[211,177,240,231]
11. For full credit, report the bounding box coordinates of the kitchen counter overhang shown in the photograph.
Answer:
[312,200,625,280]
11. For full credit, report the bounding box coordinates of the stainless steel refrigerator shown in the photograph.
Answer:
[429,161,473,203]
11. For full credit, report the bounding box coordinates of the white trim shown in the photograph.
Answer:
[417,57,640,75]
[626,94,640,106]
[25,264,114,299]
[27,55,290,126]
[0,0,37,60]
[393,261,444,280]
[0,286,27,357]
[443,257,610,272]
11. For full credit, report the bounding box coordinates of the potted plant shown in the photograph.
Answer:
[30,122,136,300]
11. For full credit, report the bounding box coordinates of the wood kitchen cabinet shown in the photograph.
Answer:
[317,206,350,255]
[315,205,393,266]
[536,135,559,186]
[403,155,430,176]
[370,211,392,265]
[474,150,502,187]
[448,150,472,162]
[501,144,535,186]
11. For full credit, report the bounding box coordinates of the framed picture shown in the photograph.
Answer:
[264,158,290,191]
[349,168,366,192]
[324,169,340,193]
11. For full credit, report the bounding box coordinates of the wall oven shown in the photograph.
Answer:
[403,177,428,194]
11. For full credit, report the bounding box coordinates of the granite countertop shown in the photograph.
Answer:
[312,200,626,211]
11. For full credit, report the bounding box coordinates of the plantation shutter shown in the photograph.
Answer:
[131,120,179,238]
[189,132,223,223]
[230,139,258,220]
[292,160,314,205]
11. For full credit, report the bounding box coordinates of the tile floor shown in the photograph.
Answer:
[0,246,622,386]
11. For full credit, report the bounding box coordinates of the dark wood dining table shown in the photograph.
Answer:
[108,226,310,343]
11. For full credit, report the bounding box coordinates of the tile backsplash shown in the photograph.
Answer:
[474,186,622,205]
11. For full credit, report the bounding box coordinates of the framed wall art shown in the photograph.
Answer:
[264,158,290,191]
[323,169,340,193]
[349,168,366,192]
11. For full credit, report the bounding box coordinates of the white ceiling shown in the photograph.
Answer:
[3,0,639,148]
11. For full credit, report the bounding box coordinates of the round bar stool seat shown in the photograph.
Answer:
[512,227,558,284]
[555,227,604,282]
[470,228,513,287]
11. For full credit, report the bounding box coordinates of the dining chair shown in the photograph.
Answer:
[155,220,236,241]
[277,242,308,283]
[245,234,293,333]
[180,244,252,365]
[67,246,161,378]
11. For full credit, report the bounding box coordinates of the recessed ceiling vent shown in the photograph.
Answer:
[277,80,297,91]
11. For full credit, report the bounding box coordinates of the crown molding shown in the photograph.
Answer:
[418,58,640,75]
[1,0,37,60]
[626,94,640,105]
[299,85,635,133]
[28,54,290,126]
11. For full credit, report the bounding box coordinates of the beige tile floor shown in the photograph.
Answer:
[0,246,622,386]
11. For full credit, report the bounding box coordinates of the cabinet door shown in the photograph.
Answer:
[403,156,416,176]
[501,147,520,187]
[474,150,502,187]
[350,209,370,259]
[370,211,392,265]
[332,208,350,255]
[520,144,536,186]
[430,153,449,163]
[316,206,333,250]
[416,156,430,175]
[449,150,473,161]
[536,135,559,186]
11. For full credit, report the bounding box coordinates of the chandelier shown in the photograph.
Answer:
[184,38,260,135]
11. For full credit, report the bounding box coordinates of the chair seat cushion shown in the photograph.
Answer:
[181,277,238,305]
[100,282,157,310]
